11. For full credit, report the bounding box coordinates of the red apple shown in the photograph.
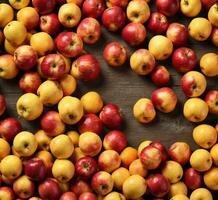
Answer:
[0,30,3,46]
[0,118,22,142]
[99,104,123,129]
[169,142,191,165]
[184,168,203,190]
[148,12,169,34]
[0,95,6,116]
[14,45,38,71]
[75,156,98,180]
[103,130,127,153]
[103,41,128,67]
[71,54,101,81]
[41,54,66,80]
[25,159,47,181]
[166,23,188,46]
[82,0,105,18]
[55,32,83,58]
[151,66,170,86]
[0,187,15,200]
[78,114,103,135]
[150,141,168,163]
[60,192,77,200]
[19,71,42,93]
[147,174,170,198]
[102,6,126,32]
[40,14,60,35]
[77,17,102,45]
[201,0,217,9]
[122,22,146,46]
[205,90,218,114]
[38,178,62,200]
[140,145,162,170]
[156,0,179,16]
[71,179,92,196]
[172,47,197,73]
[79,192,97,200]
[32,0,56,14]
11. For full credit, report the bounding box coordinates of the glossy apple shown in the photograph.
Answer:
[184,168,202,190]
[200,53,218,77]
[180,0,202,17]
[82,0,105,18]
[0,3,14,28]
[32,0,56,14]
[0,95,6,116]
[156,0,179,16]
[79,192,97,200]
[201,0,216,9]
[71,179,92,196]
[150,141,168,163]
[106,0,129,8]
[40,14,60,35]
[60,192,77,200]
[208,3,218,27]
[205,90,218,114]
[151,65,170,86]
[0,187,15,200]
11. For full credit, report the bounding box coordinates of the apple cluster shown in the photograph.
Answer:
[0,0,217,199]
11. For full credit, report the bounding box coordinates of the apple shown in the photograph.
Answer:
[106,0,129,8]
[77,17,102,45]
[147,174,170,198]
[208,4,218,27]
[169,142,191,165]
[184,168,202,190]
[78,114,103,135]
[82,0,105,18]
[210,143,218,166]
[148,12,169,34]
[103,42,128,67]
[79,192,97,200]
[72,55,101,81]
[203,167,218,190]
[151,65,170,86]
[112,167,130,190]
[129,159,147,178]
[130,49,156,75]
[75,156,98,179]
[169,181,188,197]
[91,171,114,195]
[67,131,79,147]
[205,90,218,114]
[122,22,146,46]
[55,32,83,58]
[0,138,10,160]
[201,0,216,9]
[190,188,213,200]
[58,3,81,28]
[32,0,56,14]
[0,30,3,45]
[156,0,179,16]
[0,3,14,28]
[0,95,6,116]
[0,187,15,200]
[172,47,197,73]
[138,140,152,156]
[126,0,150,23]
[35,130,51,151]
[71,179,92,196]
[40,14,60,35]
[183,98,209,122]
[9,0,29,9]
[181,71,207,97]
[103,130,127,153]
[171,194,189,200]
[59,74,77,96]
[180,0,202,17]
[211,27,218,47]
[38,178,62,200]
[99,104,123,128]
[71,147,85,162]
[17,7,39,30]
[60,192,77,200]
[150,141,168,163]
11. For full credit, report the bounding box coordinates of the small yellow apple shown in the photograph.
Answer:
[190,188,213,200]
[204,167,218,190]
[104,192,126,200]
[170,194,189,200]
[200,53,218,77]
[59,74,77,96]
[112,167,130,190]
[208,4,218,27]
[4,39,19,55]
[0,139,10,160]
[67,131,80,147]
[129,159,148,177]
[9,0,30,10]
[169,181,188,197]
[180,0,202,17]
[137,140,152,156]
[35,130,52,151]
[0,3,14,28]
[210,143,218,166]
[70,147,85,162]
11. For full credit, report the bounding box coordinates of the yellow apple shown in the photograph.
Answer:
[204,167,218,190]
[4,39,19,55]
[67,130,80,147]
[112,167,130,190]
[9,0,30,10]
[137,140,152,156]
[35,130,52,151]
[190,188,213,200]
[170,194,189,200]
[59,54,71,73]
[0,3,14,28]
[0,139,10,160]
[200,53,218,77]
[169,181,188,197]
[104,192,126,200]
[59,74,77,96]
[210,143,218,166]
[70,147,85,162]
[180,0,202,17]
[36,150,54,170]
[208,4,218,27]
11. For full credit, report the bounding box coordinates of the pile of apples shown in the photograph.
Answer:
[0,0,217,199]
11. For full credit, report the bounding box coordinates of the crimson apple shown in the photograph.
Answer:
[0,117,22,142]
[103,41,128,67]
[0,186,15,200]
[71,54,101,81]
[102,6,126,32]
[148,12,169,34]
[79,192,97,200]
[150,141,168,163]
[38,178,62,200]
[151,66,170,86]
[55,32,83,58]
[71,179,92,196]
[40,14,60,35]
[82,0,105,18]
[205,90,218,114]
[19,71,42,93]
[41,54,66,80]
[103,130,127,152]
[122,22,146,46]
[99,104,123,129]
[77,17,102,45]
[0,30,3,46]
[60,192,77,200]
[172,47,197,73]
[156,0,179,16]
[0,94,6,116]
[184,168,203,190]
[201,0,217,9]
[147,174,170,198]
[78,114,103,135]
[32,0,56,14]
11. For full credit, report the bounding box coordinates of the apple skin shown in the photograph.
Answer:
[82,0,105,18]
[0,94,6,116]
[184,168,203,190]
[0,117,22,142]
[79,192,97,200]
[166,23,188,46]
[103,130,127,153]
[150,141,168,163]
[75,156,98,180]
[147,174,170,198]
[205,90,218,115]
[201,0,217,9]
[77,17,102,45]
[156,0,179,16]
[122,22,146,46]
[99,104,123,129]
[40,14,60,35]
[211,27,218,47]
[78,114,103,135]
[0,187,15,200]
[38,178,62,200]
[55,32,83,58]
[148,12,169,34]
[106,0,129,8]
[60,192,77,200]
[172,47,197,73]
[102,6,126,32]
[19,71,42,93]
[25,159,47,181]
[151,65,170,86]
[32,0,56,14]
[71,179,92,196]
